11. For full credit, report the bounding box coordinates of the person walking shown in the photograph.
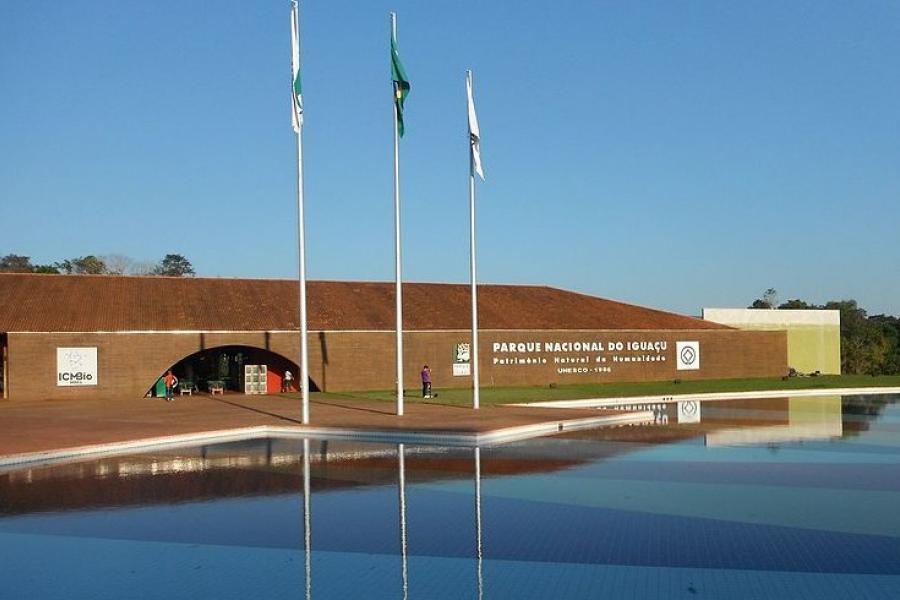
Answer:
[283,370,294,393]
[164,370,178,403]
[421,365,432,399]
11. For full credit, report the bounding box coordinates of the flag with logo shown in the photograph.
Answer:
[391,27,410,137]
[290,0,303,132]
[466,74,484,180]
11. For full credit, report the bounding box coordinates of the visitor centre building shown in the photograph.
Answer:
[0,273,795,402]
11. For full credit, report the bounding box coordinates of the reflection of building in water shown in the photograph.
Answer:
[705,396,842,446]
[0,439,586,516]
[611,400,702,425]
[583,396,844,448]
[614,401,674,425]
[555,396,852,447]
[0,395,881,518]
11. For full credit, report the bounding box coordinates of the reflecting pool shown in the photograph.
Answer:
[1,394,899,599]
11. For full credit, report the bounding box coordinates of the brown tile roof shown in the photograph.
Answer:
[0,273,727,332]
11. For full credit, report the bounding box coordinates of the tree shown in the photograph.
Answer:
[870,315,900,375]
[152,254,195,277]
[102,254,134,276]
[32,264,60,274]
[779,299,818,310]
[130,261,157,276]
[825,300,888,375]
[56,255,108,275]
[748,288,778,309]
[0,254,34,273]
[748,292,900,375]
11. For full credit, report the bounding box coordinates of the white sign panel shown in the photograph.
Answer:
[452,363,471,377]
[57,347,98,386]
[677,400,701,424]
[676,341,700,371]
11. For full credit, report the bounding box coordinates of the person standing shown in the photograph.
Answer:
[164,370,178,403]
[421,365,432,399]
[283,370,294,393]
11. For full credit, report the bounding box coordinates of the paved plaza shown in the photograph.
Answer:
[0,393,626,457]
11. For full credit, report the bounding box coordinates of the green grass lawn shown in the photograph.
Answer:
[312,374,900,408]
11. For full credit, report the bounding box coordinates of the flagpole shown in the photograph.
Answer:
[292,0,310,425]
[391,12,405,416]
[467,70,480,410]
[297,130,311,424]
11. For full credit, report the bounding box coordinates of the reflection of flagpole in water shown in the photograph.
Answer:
[398,443,408,600]
[474,446,483,600]
[303,438,311,600]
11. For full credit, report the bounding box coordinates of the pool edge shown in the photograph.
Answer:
[514,386,900,409]
[0,410,654,470]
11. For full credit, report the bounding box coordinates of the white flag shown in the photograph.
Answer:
[290,0,303,132]
[466,74,484,180]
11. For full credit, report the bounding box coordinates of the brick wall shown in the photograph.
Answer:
[7,332,301,402]
[5,328,786,401]
[339,329,788,391]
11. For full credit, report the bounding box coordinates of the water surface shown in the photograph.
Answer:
[1,394,898,599]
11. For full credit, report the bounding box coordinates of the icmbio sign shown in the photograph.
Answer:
[56,347,98,387]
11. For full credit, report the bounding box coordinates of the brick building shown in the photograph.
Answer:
[0,273,787,402]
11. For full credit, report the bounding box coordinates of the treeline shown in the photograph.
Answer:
[750,289,900,376]
[0,253,195,277]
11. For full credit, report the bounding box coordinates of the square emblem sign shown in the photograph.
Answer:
[453,343,472,376]
[57,347,98,386]
[676,341,700,371]
[454,343,471,364]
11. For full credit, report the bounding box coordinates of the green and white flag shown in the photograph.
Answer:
[466,73,484,180]
[290,0,303,132]
[390,25,410,137]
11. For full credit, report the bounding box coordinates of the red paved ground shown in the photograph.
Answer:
[0,393,620,456]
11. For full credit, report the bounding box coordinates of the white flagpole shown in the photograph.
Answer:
[467,70,480,410]
[391,12,405,416]
[292,0,310,425]
[297,131,310,424]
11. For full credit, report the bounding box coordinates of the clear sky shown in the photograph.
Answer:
[2,1,898,316]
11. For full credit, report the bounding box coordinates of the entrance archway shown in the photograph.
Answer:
[147,345,319,397]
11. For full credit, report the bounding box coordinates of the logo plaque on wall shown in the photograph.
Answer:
[676,341,700,371]
[453,343,471,377]
[57,347,98,386]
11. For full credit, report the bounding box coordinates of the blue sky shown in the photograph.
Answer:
[2,1,898,316]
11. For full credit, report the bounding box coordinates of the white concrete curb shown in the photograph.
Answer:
[0,410,654,471]
[515,386,900,409]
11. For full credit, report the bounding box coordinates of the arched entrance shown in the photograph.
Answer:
[148,345,319,397]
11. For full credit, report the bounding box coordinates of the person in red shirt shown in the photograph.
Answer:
[164,370,178,403]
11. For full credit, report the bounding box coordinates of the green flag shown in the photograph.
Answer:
[391,26,410,137]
